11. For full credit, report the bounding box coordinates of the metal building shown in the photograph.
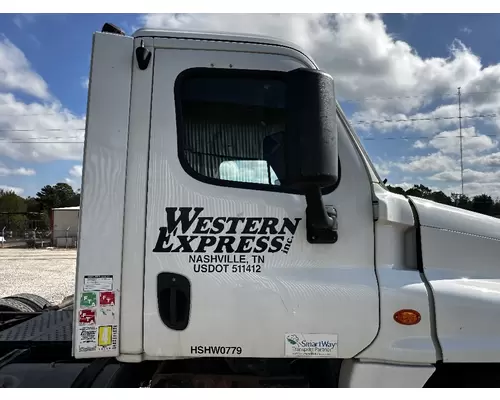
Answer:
[51,206,80,247]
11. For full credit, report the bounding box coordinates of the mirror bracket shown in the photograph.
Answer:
[305,186,338,244]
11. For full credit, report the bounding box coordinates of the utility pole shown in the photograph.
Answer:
[458,87,464,196]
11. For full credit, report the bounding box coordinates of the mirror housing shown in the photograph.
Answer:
[285,68,338,190]
[285,68,339,244]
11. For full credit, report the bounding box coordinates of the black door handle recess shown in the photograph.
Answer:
[157,272,191,331]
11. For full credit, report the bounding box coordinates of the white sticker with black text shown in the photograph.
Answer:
[83,275,113,292]
[77,326,97,352]
[284,333,338,358]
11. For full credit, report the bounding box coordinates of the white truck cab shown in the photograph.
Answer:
[72,23,500,388]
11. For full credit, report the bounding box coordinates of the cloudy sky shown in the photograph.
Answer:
[1,13,500,198]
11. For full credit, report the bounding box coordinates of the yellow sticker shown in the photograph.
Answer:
[98,325,112,346]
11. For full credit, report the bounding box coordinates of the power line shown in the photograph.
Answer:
[0,112,494,137]
[0,113,82,117]
[361,133,500,141]
[0,128,84,133]
[459,89,500,96]
[3,141,84,144]
[0,133,497,144]
[0,88,497,116]
[352,113,498,125]
[0,136,81,141]
[341,89,500,103]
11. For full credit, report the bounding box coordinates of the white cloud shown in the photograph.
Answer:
[0,93,85,162]
[65,165,83,191]
[373,163,390,177]
[69,165,82,178]
[414,127,497,155]
[80,77,89,90]
[445,182,500,199]
[0,37,49,100]
[395,152,457,173]
[0,163,35,176]
[372,157,393,176]
[139,14,492,117]
[0,185,24,195]
[13,14,36,30]
[0,37,85,163]
[429,168,500,184]
[467,151,500,168]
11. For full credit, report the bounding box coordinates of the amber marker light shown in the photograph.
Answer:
[393,309,421,325]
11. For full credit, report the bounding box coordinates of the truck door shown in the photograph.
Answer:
[143,41,379,359]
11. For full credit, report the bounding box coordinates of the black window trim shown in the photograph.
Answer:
[174,67,341,196]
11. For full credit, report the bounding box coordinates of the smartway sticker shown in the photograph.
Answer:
[83,275,113,292]
[152,207,301,273]
[284,333,338,358]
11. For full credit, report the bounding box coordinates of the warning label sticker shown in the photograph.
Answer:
[99,291,115,306]
[83,275,113,292]
[79,309,96,325]
[98,325,118,351]
[78,326,97,352]
[80,292,97,308]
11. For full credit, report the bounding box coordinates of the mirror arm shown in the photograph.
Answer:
[305,186,338,244]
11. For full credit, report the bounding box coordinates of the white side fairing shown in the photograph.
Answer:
[357,186,438,365]
[142,39,379,359]
[73,32,133,358]
[410,196,500,362]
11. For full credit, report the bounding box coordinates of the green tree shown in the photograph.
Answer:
[386,185,406,196]
[492,198,500,217]
[471,194,494,216]
[451,193,471,210]
[427,190,453,205]
[0,189,28,233]
[35,183,79,212]
[25,196,42,213]
[0,190,27,213]
[405,184,433,199]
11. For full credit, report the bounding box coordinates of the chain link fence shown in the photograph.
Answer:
[0,229,78,249]
[0,212,78,249]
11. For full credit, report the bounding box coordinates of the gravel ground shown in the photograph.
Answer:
[0,248,77,304]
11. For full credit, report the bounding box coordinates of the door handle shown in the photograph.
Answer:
[157,272,191,331]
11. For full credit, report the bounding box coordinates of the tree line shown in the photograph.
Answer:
[386,184,500,217]
[0,183,80,235]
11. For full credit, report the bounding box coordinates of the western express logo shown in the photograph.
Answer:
[153,207,301,255]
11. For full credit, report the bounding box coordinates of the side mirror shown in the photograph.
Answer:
[285,68,339,244]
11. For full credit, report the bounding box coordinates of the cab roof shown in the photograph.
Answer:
[132,28,313,64]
